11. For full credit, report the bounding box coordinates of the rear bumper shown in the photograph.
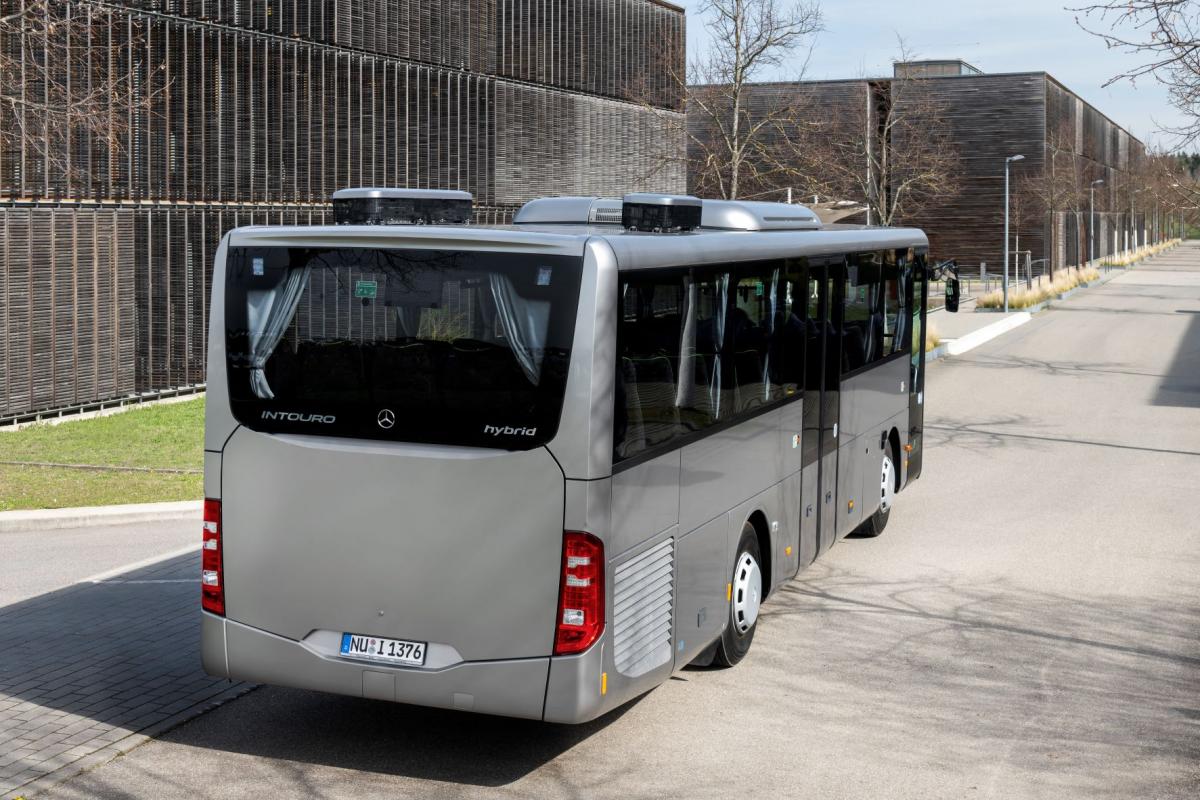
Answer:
[202,613,551,720]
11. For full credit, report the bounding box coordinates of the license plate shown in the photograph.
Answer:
[339,633,427,667]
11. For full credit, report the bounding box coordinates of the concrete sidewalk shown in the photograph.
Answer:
[0,501,201,535]
[928,302,1031,359]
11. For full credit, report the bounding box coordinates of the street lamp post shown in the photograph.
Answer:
[1004,154,1025,313]
[1090,179,1105,267]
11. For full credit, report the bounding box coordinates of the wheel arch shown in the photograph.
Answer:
[745,509,772,598]
[887,427,902,491]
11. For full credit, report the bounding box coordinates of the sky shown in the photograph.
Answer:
[672,0,1185,149]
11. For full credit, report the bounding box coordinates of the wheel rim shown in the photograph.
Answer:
[732,551,762,635]
[880,454,896,513]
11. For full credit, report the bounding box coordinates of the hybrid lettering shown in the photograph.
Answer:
[484,424,537,437]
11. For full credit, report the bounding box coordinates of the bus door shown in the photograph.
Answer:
[815,259,843,555]
[907,250,929,482]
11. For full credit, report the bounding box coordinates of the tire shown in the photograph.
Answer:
[860,446,898,538]
[713,522,763,668]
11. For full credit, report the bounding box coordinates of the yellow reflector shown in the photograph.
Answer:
[848,499,855,511]
[601,672,607,696]
[727,582,732,601]
[785,546,792,556]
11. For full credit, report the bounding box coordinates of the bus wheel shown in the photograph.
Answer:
[861,449,897,538]
[714,522,762,667]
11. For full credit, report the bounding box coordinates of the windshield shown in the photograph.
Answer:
[224,246,582,449]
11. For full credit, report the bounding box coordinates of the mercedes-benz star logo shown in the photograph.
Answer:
[376,409,396,429]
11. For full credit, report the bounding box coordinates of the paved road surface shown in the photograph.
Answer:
[20,248,1200,799]
[0,520,196,606]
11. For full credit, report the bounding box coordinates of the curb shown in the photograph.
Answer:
[942,312,1032,357]
[0,500,201,534]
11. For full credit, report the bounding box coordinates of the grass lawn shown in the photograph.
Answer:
[0,398,204,511]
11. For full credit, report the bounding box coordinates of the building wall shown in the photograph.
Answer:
[895,72,1048,276]
[0,207,135,416]
[686,71,1149,279]
[0,0,685,420]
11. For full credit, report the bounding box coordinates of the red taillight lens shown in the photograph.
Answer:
[554,531,604,656]
[201,498,225,616]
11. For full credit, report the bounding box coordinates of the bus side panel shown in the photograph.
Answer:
[546,238,617,480]
[679,408,783,535]
[564,478,613,544]
[798,459,820,568]
[610,450,679,559]
[848,356,910,520]
[203,233,239,456]
[674,515,730,667]
[778,471,803,580]
[779,397,809,576]
[837,434,866,535]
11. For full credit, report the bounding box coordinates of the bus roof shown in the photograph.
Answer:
[224,222,929,272]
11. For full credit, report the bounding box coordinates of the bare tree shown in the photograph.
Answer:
[684,0,823,200]
[0,0,163,195]
[1073,1,1200,145]
[772,42,961,227]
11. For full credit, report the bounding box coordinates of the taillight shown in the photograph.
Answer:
[554,531,604,656]
[201,498,225,616]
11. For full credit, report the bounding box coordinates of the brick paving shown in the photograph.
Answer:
[0,552,249,798]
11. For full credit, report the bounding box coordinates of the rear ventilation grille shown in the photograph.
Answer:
[588,202,623,225]
[613,538,674,678]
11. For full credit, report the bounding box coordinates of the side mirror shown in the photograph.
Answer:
[945,278,961,313]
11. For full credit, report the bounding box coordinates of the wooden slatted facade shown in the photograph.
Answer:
[0,0,686,420]
[690,68,1152,278]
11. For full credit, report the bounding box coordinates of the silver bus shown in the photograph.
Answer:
[201,190,950,723]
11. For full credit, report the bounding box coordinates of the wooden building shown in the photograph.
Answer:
[0,0,686,421]
[689,61,1158,278]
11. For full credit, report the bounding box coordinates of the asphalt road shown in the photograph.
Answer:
[31,248,1200,799]
[0,520,197,606]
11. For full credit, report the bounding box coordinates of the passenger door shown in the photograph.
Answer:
[815,260,842,555]
[907,251,929,482]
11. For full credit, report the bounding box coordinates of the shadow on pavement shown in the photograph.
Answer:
[1155,309,1200,408]
[0,552,243,796]
[1,549,636,794]
[149,684,638,788]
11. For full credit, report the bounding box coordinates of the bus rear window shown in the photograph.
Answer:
[224,247,582,449]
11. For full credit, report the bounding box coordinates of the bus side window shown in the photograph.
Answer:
[845,251,900,371]
[884,249,906,355]
[730,265,784,412]
[614,270,692,461]
[775,259,807,396]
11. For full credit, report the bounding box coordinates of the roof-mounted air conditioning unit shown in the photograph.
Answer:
[620,193,703,232]
[332,188,473,225]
